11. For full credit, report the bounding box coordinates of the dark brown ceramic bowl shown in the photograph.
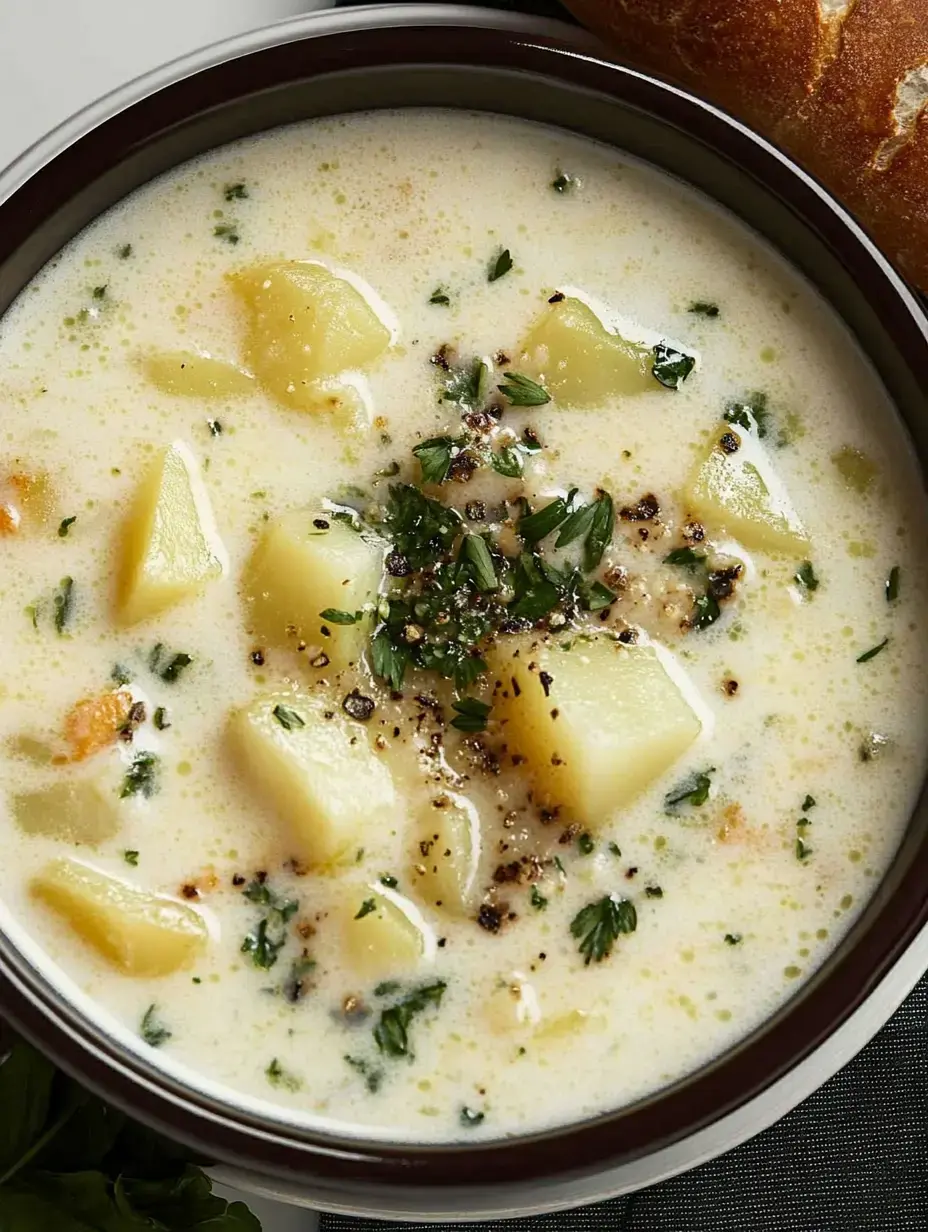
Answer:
[1,5,927,1221]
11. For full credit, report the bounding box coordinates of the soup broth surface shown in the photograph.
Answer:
[0,110,926,1142]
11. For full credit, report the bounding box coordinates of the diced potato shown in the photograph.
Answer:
[117,440,228,625]
[13,775,121,845]
[485,974,541,1035]
[64,690,133,761]
[31,858,207,975]
[342,884,435,978]
[228,691,396,868]
[519,296,652,407]
[488,637,702,822]
[230,261,391,411]
[9,471,54,526]
[687,424,809,555]
[410,793,481,916]
[142,350,255,399]
[243,508,382,667]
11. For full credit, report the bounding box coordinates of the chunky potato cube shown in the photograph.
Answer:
[342,884,435,978]
[489,637,702,822]
[13,775,122,845]
[687,425,809,555]
[411,794,481,916]
[142,350,255,398]
[228,691,395,868]
[31,858,207,975]
[520,296,652,407]
[117,440,228,625]
[230,262,391,411]
[243,508,382,667]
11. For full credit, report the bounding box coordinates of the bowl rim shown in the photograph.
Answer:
[1,3,928,1219]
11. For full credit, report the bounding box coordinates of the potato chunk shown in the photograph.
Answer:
[230,261,391,411]
[142,350,255,398]
[342,884,435,978]
[520,296,652,407]
[117,440,228,625]
[243,508,382,667]
[410,793,481,916]
[14,776,121,845]
[687,423,809,555]
[229,691,395,868]
[31,858,207,975]
[489,637,702,822]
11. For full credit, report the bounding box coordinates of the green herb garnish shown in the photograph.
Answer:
[691,592,721,631]
[272,704,306,731]
[152,706,169,730]
[795,561,819,594]
[802,794,817,811]
[857,638,889,664]
[688,301,720,318]
[124,850,139,866]
[570,895,637,965]
[319,608,362,625]
[213,223,239,244]
[428,288,450,306]
[519,496,572,543]
[886,566,900,602]
[380,875,398,889]
[460,534,498,592]
[651,343,695,389]
[490,445,524,478]
[120,752,159,799]
[117,242,133,258]
[724,393,770,438]
[724,932,742,946]
[414,435,464,485]
[373,981,447,1058]
[354,898,377,920]
[664,546,706,569]
[148,644,193,683]
[241,879,298,971]
[577,832,595,855]
[57,516,77,538]
[488,248,513,282]
[53,576,75,635]
[551,171,576,193]
[344,1054,384,1093]
[442,358,487,409]
[265,1058,302,1091]
[664,767,715,810]
[140,1004,171,1048]
[498,371,551,407]
[460,1106,485,1127]
[224,182,249,201]
[450,697,492,733]
[530,885,548,910]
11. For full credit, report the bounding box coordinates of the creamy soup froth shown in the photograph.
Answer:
[0,109,926,1142]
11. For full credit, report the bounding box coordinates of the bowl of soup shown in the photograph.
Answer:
[1,3,927,1220]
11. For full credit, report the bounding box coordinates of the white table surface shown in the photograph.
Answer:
[0,9,329,1225]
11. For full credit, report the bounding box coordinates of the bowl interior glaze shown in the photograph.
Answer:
[1,5,927,1214]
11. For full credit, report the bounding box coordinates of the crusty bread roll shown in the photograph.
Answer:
[562,0,928,291]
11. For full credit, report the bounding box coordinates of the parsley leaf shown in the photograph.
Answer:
[413,435,462,485]
[373,981,447,1057]
[460,1106,486,1127]
[664,546,706,569]
[585,492,614,570]
[120,752,159,799]
[148,643,193,683]
[241,879,298,971]
[551,171,576,193]
[488,248,513,282]
[53,577,75,635]
[224,181,249,201]
[442,358,487,409]
[724,393,770,438]
[688,301,719,317]
[490,445,524,478]
[428,288,450,306]
[265,1058,302,1091]
[508,552,562,622]
[460,534,498,592]
[319,608,361,625]
[886,565,900,602]
[124,850,139,866]
[57,516,77,538]
[691,592,721,630]
[664,767,715,810]
[857,637,889,663]
[139,1004,171,1048]
[370,627,411,692]
[272,703,305,731]
[794,561,819,594]
[519,496,571,543]
[354,898,377,920]
[384,483,462,570]
[651,343,695,389]
[450,697,492,733]
[344,1054,384,1093]
[497,371,551,407]
[213,222,239,244]
[571,894,637,964]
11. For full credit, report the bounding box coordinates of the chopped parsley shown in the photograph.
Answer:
[345,1054,384,1093]
[491,445,524,478]
[688,301,720,318]
[123,850,140,866]
[691,592,721,631]
[488,248,513,282]
[651,343,695,389]
[608,841,621,857]
[555,491,614,570]
[152,706,170,730]
[794,561,819,594]
[796,835,812,861]
[53,576,75,635]
[413,435,464,485]
[886,566,900,603]
[282,955,316,1004]
[354,898,377,920]
[802,794,817,812]
[319,608,362,625]
[117,243,133,259]
[857,638,889,664]
[140,1004,171,1048]
[450,697,492,733]
[460,1106,485,1127]
[442,358,487,409]
[148,644,193,683]
[373,981,447,1058]
[577,832,595,855]
[519,495,572,543]
[265,1058,302,1091]
[551,170,577,193]
[57,516,77,538]
[111,663,132,686]
[664,546,706,570]
[241,879,299,971]
[213,223,240,244]
[224,181,249,201]
[120,752,159,799]
[460,534,498,592]
[208,418,223,437]
[497,371,551,407]
[664,767,715,810]
[724,933,742,946]
[724,393,770,438]
[380,875,398,889]
[571,894,637,965]
[530,885,548,911]
[428,288,450,306]
[273,704,306,731]
[92,285,107,301]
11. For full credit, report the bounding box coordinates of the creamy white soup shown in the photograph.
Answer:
[0,110,926,1142]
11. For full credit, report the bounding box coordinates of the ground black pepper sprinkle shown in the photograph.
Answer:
[313,517,330,529]
[620,493,660,521]
[719,431,741,454]
[477,904,504,933]
[250,648,265,666]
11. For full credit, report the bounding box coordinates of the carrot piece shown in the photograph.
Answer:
[64,690,133,762]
